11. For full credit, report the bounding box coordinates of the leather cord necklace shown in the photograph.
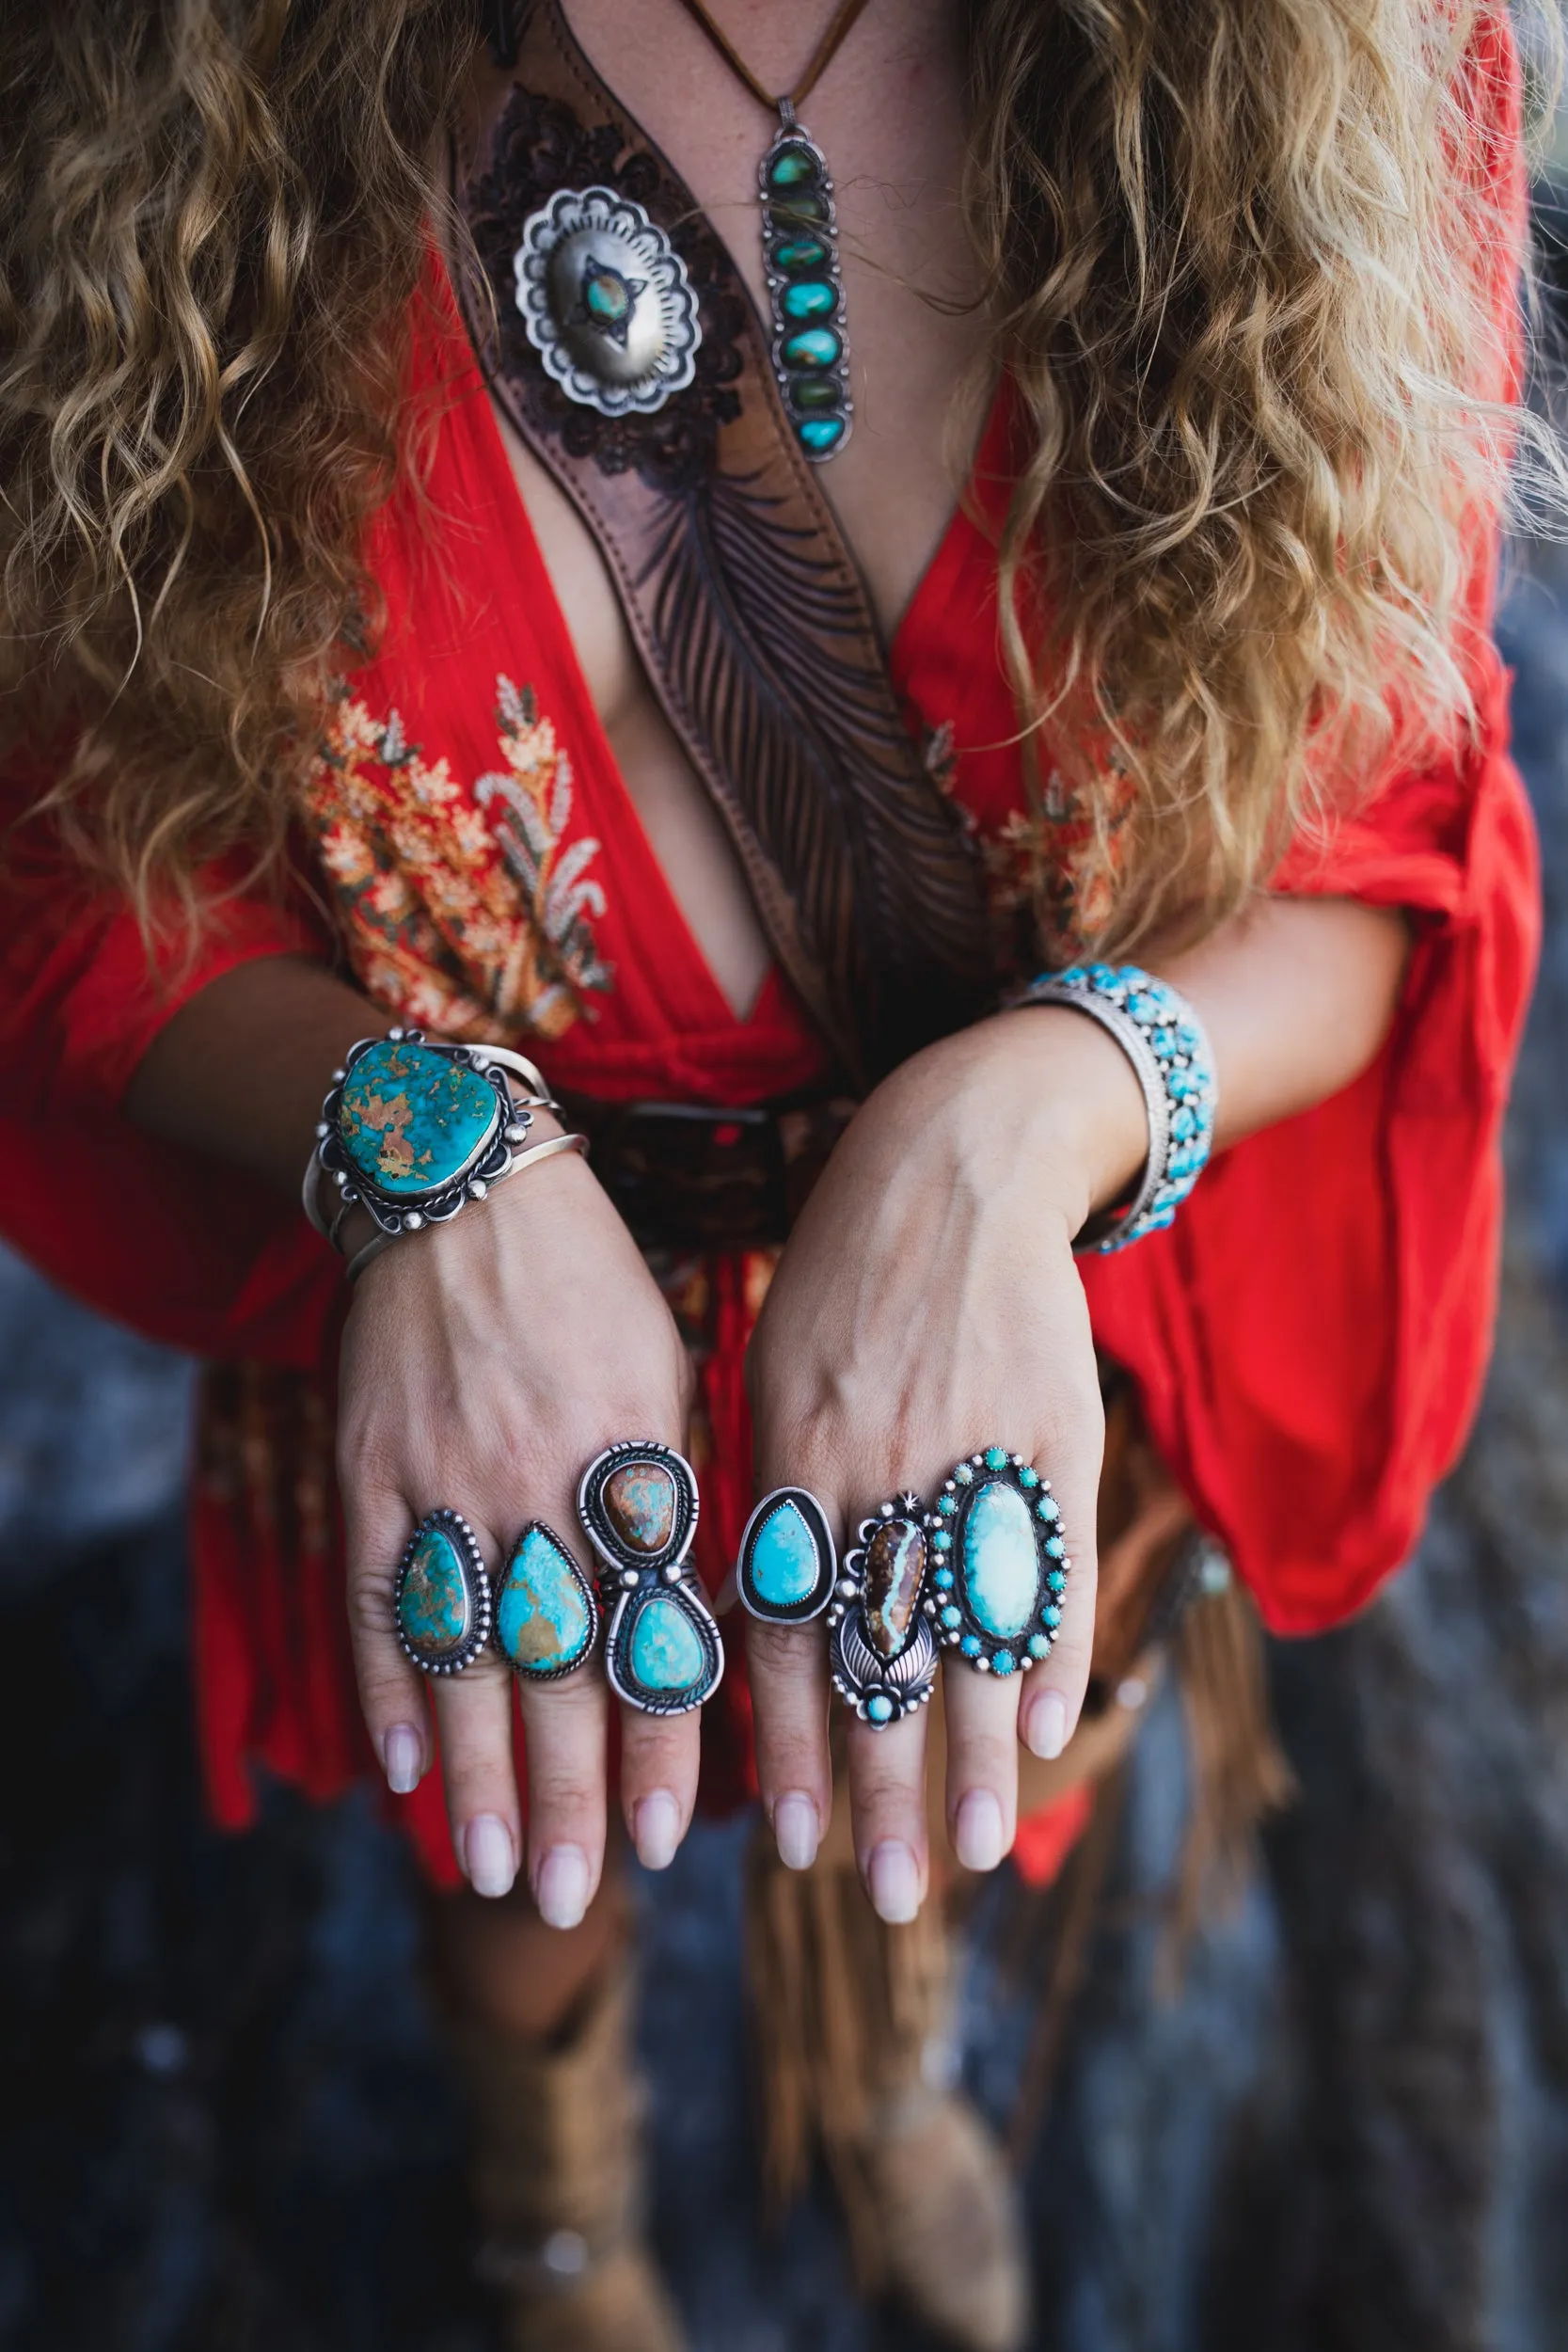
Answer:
[671,0,874,461]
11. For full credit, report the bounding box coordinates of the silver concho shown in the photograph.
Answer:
[514,187,702,418]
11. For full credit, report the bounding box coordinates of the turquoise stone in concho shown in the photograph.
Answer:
[498,1526,594,1677]
[959,1480,1041,1642]
[749,1500,819,1609]
[398,1525,473,1661]
[338,1039,499,1200]
[629,1593,705,1692]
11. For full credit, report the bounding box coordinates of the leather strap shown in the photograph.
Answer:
[454,0,995,1089]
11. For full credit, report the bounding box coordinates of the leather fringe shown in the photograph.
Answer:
[745,1834,950,2296]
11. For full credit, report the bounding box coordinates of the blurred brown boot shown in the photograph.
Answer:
[748,1832,1029,2352]
[444,1959,688,2352]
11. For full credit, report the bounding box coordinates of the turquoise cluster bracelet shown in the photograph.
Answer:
[1014,963,1217,1252]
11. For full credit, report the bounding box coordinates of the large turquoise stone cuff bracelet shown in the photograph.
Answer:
[304,1028,579,1273]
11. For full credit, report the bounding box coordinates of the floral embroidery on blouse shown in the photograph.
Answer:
[922,718,1136,976]
[979,757,1137,976]
[302,675,614,1041]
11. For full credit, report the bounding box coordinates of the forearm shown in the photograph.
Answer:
[125,955,388,1194]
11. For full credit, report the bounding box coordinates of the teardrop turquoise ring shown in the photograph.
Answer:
[494,1522,600,1683]
[736,1486,837,1626]
[393,1509,493,1677]
[923,1448,1069,1682]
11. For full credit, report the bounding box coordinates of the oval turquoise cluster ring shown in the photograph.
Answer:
[924,1448,1069,1679]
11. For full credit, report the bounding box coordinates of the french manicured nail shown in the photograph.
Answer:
[954,1788,1006,1873]
[383,1724,422,1796]
[1025,1688,1069,1761]
[633,1791,682,1872]
[535,1842,591,1929]
[774,1791,820,1872]
[866,1839,921,1925]
[464,1813,516,1899]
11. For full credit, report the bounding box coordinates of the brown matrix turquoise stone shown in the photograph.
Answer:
[604,1461,677,1554]
[863,1518,926,1660]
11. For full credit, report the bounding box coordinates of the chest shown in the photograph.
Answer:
[464,0,990,677]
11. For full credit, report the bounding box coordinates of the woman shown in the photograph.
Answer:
[0,3,1544,2347]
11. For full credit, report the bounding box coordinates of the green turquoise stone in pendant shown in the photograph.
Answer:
[782,325,842,371]
[782,278,836,322]
[788,373,841,412]
[767,141,821,190]
[959,1480,1040,1642]
[497,1526,594,1678]
[772,235,830,275]
[629,1593,705,1692]
[772,188,828,224]
[338,1038,499,1199]
[798,416,847,455]
[398,1524,474,1661]
[748,1500,819,1609]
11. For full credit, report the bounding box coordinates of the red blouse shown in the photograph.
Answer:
[0,10,1537,1881]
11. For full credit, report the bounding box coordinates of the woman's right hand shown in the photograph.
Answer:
[337,1120,698,1926]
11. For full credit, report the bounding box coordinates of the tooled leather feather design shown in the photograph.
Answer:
[456,1,995,1086]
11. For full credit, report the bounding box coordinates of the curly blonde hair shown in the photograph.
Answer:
[0,0,1555,952]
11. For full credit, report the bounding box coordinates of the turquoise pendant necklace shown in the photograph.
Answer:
[673,0,872,462]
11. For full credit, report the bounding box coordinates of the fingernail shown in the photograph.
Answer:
[954,1788,1006,1873]
[535,1842,591,1930]
[866,1839,921,1925]
[774,1791,820,1872]
[383,1724,422,1796]
[1025,1688,1069,1761]
[464,1813,517,1899]
[633,1790,682,1872]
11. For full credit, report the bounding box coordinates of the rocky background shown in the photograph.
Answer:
[3,430,1568,2352]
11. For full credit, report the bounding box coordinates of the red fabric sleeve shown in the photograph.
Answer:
[0,792,340,1365]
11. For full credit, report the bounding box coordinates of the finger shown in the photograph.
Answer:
[515,1662,610,1931]
[618,1702,703,1873]
[745,1617,832,1870]
[430,1644,525,1900]
[341,1481,432,1798]
[846,1702,930,1924]
[1017,1441,1101,1768]
[942,1659,1022,1872]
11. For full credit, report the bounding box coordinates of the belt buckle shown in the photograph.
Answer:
[611,1100,786,1250]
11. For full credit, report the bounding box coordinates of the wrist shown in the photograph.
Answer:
[905,1009,1148,1238]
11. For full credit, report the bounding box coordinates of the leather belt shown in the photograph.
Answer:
[556,1088,857,1252]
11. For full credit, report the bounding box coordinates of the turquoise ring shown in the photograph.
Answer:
[826,1494,939,1729]
[577,1441,723,1716]
[494,1522,600,1683]
[736,1487,837,1626]
[924,1448,1068,1680]
[393,1509,493,1677]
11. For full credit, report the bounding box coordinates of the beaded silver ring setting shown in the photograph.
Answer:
[925,1448,1069,1679]
[393,1508,493,1677]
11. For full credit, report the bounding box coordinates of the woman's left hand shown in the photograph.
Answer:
[743,1007,1147,1919]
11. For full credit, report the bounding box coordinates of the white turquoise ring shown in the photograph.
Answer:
[736,1487,837,1626]
[393,1509,493,1677]
[826,1494,939,1729]
[924,1448,1069,1679]
[577,1440,723,1716]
